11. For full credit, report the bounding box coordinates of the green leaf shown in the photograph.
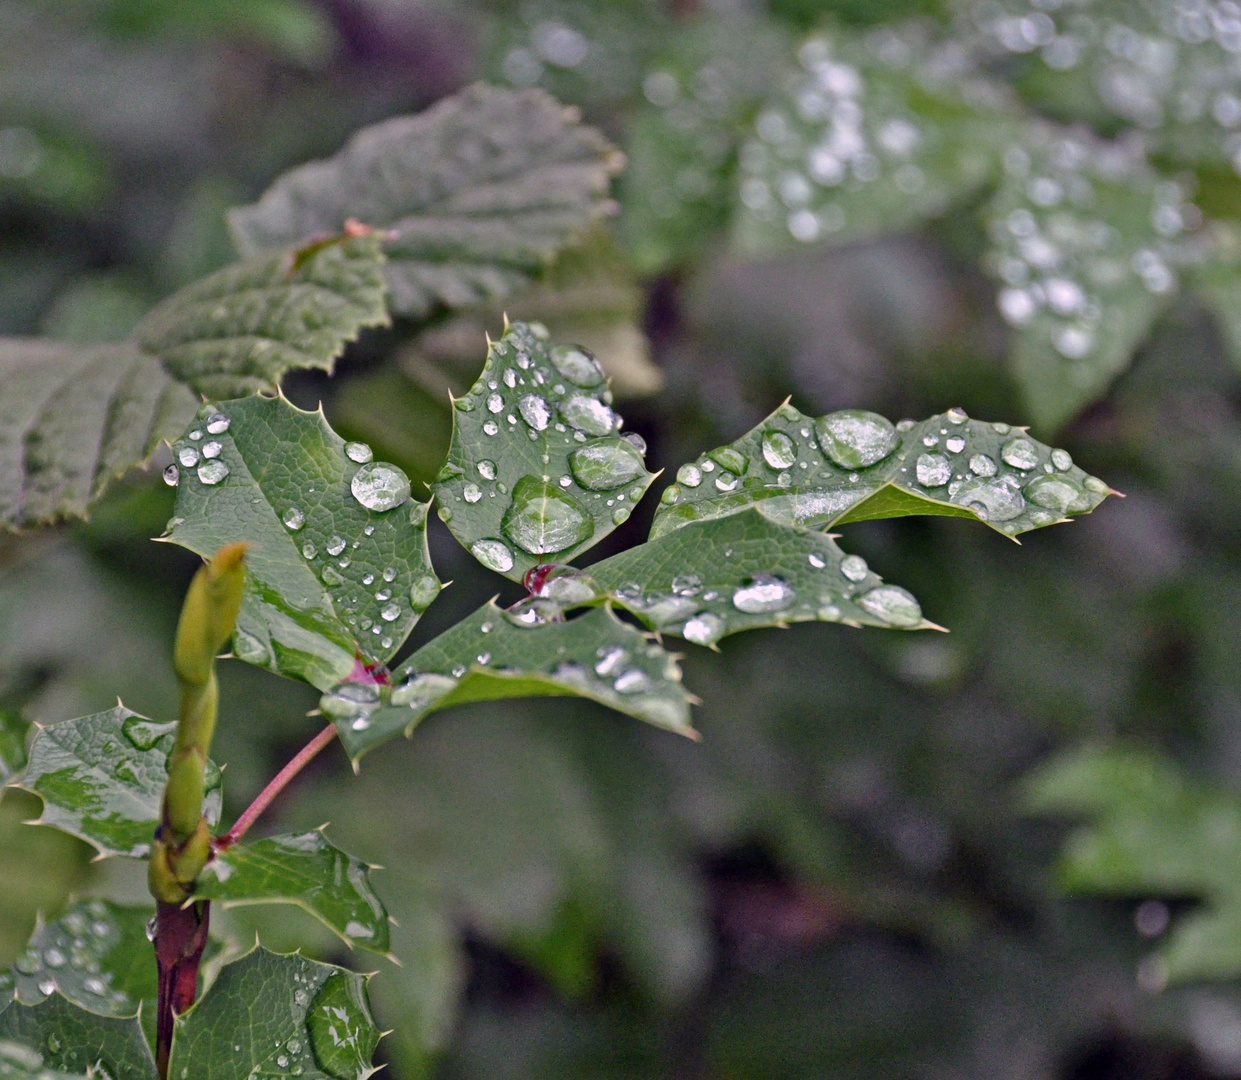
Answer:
[325,603,692,761]
[165,394,441,689]
[0,1038,87,1079]
[5,901,154,1018]
[1024,745,1241,982]
[731,27,1009,258]
[194,832,390,953]
[983,125,1198,431]
[590,507,934,644]
[652,402,1112,541]
[133,232,388,400]
[0,339,197,529]
[0,712,29,784]
[228,84,623,320]
[431,321,657,582]
[0,995,155,1080]
[167,946,380,1080]
[7,705,222,859]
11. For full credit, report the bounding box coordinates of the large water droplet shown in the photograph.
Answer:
[391,672,458,709]
[954,476,1026,521]
[570,439,646,490]
[206,414,230,435]
[463,483,482,503]
[380,602,401,622]
[682,612,726,645]
[177,445,199,468]
[478,460,497,480]
[283,507,305,531]
[816,410,899,469]
[560,393,615,436]
[471,539,514,573]
[202,440,222,459]
[163,465,179,486]
[761,430,798,470]
[327,536,346,556]
[319,682,381,725]
[915,454,950,487]
[1051,448,1073,471]
[519,394,551,431]
[840,554,868,582]
[301,540,317,560]
[502,477,593,554]
[677,464,702,487]
[486,393,504,414]
[1001,437,1039,470]
[197,461,229,485]
[550,343,605,386]
[709,447,748,475]
[351,463,411,512]
[1025,475,1087,514]
[857,586,922,627]
[409,575,439,611]
[345,442,373,464]
[732,574,795,613]
[969,453,997,477]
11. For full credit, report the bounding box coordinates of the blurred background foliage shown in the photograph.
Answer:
[6,0,1241,1077]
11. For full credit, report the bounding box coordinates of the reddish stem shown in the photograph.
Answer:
[217,724,338,849]
[154,899,210,1080]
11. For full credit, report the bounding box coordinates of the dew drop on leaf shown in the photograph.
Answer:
[345,441,373,464]
[1001,437,1040,470]
[683,612,725,645]
[197,460,229,485]
[560,393,615,436]
[955,476,1026,521]
[518,394,552,431]
[301,541,317,560]
[486,393,504,414]
[969,453,997,477]
[471,539,514,573]
[327,536,346,556]
[380,602,401,622]
[840,555,869,582]
[463,483,482,503]
[283,507,305,531]
[569,439,646,490]
[857,585,922,627]
[815,410,899,469]
[501,477,594,554]
[163,465,179,486]
[202,441,222,459]
[915,454,950,487]
[732,574,796,613]
[478,460,497,480]
[761,430,798,470]
[677,464,702,487]
[1025,475,1087,514]
[1051,448,1073,471]
[351,463,411,512]
[391,672,457,709]
[206,414,230,435]
[549,343,605,386]
[177,445,200,468]
[614,669,652,694]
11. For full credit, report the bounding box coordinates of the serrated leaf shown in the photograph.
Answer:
[652,402,1112,541]
[6,901,154,1018]
[195,832,390,953]
[0,1038,88,1079]
[134,232,388,400]
[326,603,692,761]
[431,321,656,582]
[732,26,1010,258]
[0,712,29,784]
[228,84,622,320]
[167,946,379,1080]
[0,995,155,1080]
[0,340,197,528]
[1024,745,1241,982]
[590,507,933,644]
[165,394,441,689]
[7,705,222,859]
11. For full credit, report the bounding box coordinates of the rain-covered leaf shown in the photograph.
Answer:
[228,84,623,320]
[0,712,29,784]
[1025,745,1241,982]
[0,340,197,529]
[652,402,1112,541]
[590,507,934,645]
[167,946,380,1080]
[732,26,1011,258]
[133,231,388,400]
[6,705,222,859]
[0,1039,87,1080]
[165,394,441,689]
[324,603,692,762]
[983,123,1202,431]
[195,832,390,953]
[5,901,154,1017]
[431,321,657,582]
[0,995,155,1080]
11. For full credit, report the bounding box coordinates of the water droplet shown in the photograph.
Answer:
[945,437,965,454]
[438,506,453,521]
[760,430,798,470]
[1051,448,1073,471]
[518,394,551,431]
[710,447,747,475]
[283,507,305,531]
[206,414,230,435]
[351,462,411,511]
[857,586,922,627]
[946,408,968,424]
[472,539,515,573]
[570,439,646,490]
[595,646,629,677]
[715,472,738,492]
[992,422,1011,435]
[677,464,702,487]
[300,541,316,560]
[1001,437,1039,470]
[43,948,66,969]
[188,430,202,441]
[612,507,630,524]
[163,465,179,486]
[969,454,997,477]
[816,410,899,469]
[1084,476,1108,494]
[463,483,482,503]
[550,344,605,386]
[840,554,869,582]
[614,669,652,694]
[672,573,702,597]
[327,536,346,556]
[177,445,200,468]
[732,574,795,613]
[915,454,951,487]
[364,524,374,536]
[503,369,517,388]
[319,682,381,724]
[954,476,1026,521]
[486,393,504,414]
[559,393,616,436]
[380,602,401,622]
[1025,474,1087,514]
[483,420,499,436]
[345,442,373,464]
[478,460,497,480]
[502,477,593,554]
[683,612,725,645]
[808,553,826,569]
[202,440,222,459]
[198,461,229,485]
[405,575,438,612]
[391,672,458,708]
[321,566,344,587]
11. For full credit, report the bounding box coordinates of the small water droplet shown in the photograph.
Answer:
[486,393,504,414]
[595,646,629,677]
[351,462,411,511]
[503,369,517,388]
[945,437,965,454]
[283,507,305,531]
[714,472,738,492]
[992,422,1011,435]
[761,430,798,470]
[672,573,702,597]
[163,465,179,486]
[1026,474,1087,514]
[463,483,482,503]
[677,464,702,487]
[808,553,826,569]
[391,672,458,708]
[380,602,401,622]
[198,460,229,485]
[840,555,868,582]
[857,586,922,627]
[915,454,951,487]
[438,506,453,521]
[177,445,200,468]
[816,410,899,469]
[1001,437,1039,470]
[321,566,344,586]
[472,539,515,573]
[327,536,346,556]
[570,439,646,490]
[683,612,725,645]
[612,507,630,524]
[206,414,230,435]
[732,574,795,613]
[923,434,939,447]
[969,454,997,477]
[1084,476,1108,494]
[1051,448,1073,471]
[43,948,66,969]
[502,477,593,554]
[550,344,605,386]
[188,429,202,441]
[409,575,439,610]
[946,408,968,424]
[484,420,499,436]
[345,441,373,464]
[202,440,222,459]
[614,669,652,694]
[301,541,317,559]
[519,394,552,431]
[145,916,157,942]
[478,460,497,480]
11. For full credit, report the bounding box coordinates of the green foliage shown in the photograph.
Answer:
[0,996,155,1080]
[0,1039,86,1080]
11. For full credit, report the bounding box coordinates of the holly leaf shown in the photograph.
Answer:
[0,995,155,1080]
[590,507,934,645]
[167,946,380,1080]
[0,1039,88,1079]
[652,403,1113,542]
[195,832,390,954]
[228,83,623,320]
[0,712,29,784]
[324,602,692,762]
[431,320,656,582]
[6,705,223,859]
[5,901,154,1017]
[165,394,441,689]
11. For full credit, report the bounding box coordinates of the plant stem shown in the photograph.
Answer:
[154,899,210,1080]
[218,724,338,849]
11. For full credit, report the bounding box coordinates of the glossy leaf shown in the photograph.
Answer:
[0,995,155,1080]
[195,831,390,953]
[591,507,934,645]
[0,1039,87,1080]
[5,901,154,1017]
[431,321,657,581]
[652,402,1112,541]
[134,231,388,400]
[326,602,692,761]
[7,705,222,859]
[167,946,380,1080]
[165,394,441,689]
[228,83,622,320]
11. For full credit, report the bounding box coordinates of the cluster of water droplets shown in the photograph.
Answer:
[164,407,232,489]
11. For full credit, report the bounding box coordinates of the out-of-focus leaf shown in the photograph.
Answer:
[652,402,1112,540]
[325,603,692,761]
[228,84,623,320]
[5,900,154,1017]
[195,831,390,953]
[166,394,441,689]
[0,996,155,1080]
[732,26,1011,258]
[134,232,388,400]
[0,124,109,215]
[7,705,222,859]
[1025,745,1241,981]
[0,713,29,784]
[431,321,657,582]
[1191,224,1241,376]
[590,507,934,644]
[0,1039,87,1079]
[167,946,380,1080]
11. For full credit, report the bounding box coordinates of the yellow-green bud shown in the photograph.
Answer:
[174,542,248,690]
